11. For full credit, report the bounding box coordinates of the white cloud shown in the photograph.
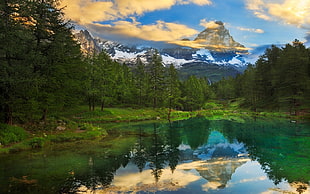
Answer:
[237,27,264,33]
[246,0,310,29]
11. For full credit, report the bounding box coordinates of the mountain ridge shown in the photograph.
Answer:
[74,22,255,82]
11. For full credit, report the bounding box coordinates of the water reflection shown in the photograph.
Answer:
[0,118,309,193]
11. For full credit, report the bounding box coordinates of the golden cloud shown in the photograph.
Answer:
[186,0,212,6]
[87,20,198,42]
[60,0,212,24]
[59,0,115,24]
[170,39,251,51]
[59,0,213,46]
[200,19,222,29]
[246,0,310,28]
[98,167,200,193]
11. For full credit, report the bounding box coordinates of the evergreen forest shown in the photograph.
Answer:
[1,0,310,126]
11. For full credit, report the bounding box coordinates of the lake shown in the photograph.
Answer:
[0,118,309,193]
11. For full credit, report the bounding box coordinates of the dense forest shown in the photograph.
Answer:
[214,41,310,115]
[1,0,310,125]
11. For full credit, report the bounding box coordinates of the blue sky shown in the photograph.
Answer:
[60,0,310,50]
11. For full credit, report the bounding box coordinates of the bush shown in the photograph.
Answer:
[0,124,28,145]
[28,137,45,148]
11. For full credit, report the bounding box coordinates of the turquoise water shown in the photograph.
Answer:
[0,118,309,193]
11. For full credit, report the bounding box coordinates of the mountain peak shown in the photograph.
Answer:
[194,21,246,52]
[214,21,224,26]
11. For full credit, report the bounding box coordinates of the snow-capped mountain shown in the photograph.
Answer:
[74,21,255,81]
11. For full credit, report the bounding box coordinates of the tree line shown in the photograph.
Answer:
[85,50,214,111]
[213,40,310,115]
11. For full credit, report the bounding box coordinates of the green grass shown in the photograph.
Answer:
[71,107,167,123]
[0,122,107,154]
[0,124,28,146]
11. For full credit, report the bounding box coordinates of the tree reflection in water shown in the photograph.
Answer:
[1,118,309,194]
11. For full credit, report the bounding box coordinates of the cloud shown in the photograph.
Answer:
[199,19,222,29]
[95,164,201,193]
[86,20,198,42]
[305,32,310,43]
[245,0,272,21]
[237,27,264,33]
[246,0,310,29]
[60,0,212,24]
[185,0,212,6]
[59,0,116,24]
[59,0,213,46]
[171,38,251,51]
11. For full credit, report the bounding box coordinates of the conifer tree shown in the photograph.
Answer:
[149,50,166,108]
[134,57,148,106]
[166,64,181,119]
[0,0,83,123]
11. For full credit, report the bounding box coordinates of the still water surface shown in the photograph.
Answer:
[0,118,309,193]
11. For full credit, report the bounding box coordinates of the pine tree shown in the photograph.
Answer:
[149,50,166,108]
[0,0,84,123]
[182,75,205,110]
[134,57,148,106]
[0,0,41,123]
[254,45,280,109]
[166,64,181,119]
[273,40,309,114]
[29,0,83,120]
[241,65,259,110]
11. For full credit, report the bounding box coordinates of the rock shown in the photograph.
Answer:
[56,126,66,131]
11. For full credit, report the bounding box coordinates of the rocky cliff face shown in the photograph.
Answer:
[194,21,246,52]
[74,30,102,55]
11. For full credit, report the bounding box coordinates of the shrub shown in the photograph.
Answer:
[28,137,45,148]
[0,124,28,145]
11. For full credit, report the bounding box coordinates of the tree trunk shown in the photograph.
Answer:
[101,100,104,111]
[41,108,48,122]
[4,104,13,125]
[168,98,172,122]
[168,108,172,122]
[88,97,92,111]
[91,94,95,111]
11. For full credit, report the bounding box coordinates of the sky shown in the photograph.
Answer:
[59,0,310,50]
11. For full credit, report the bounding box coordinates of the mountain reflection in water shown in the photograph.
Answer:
[0,118,309,194]
[83,119,309,194]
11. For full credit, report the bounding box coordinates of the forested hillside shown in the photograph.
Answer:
[213,40,310,115]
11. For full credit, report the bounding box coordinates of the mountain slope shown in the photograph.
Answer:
[74,22,253,82]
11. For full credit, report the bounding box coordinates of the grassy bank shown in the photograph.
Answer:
[0,122,107,154]
[0,102,307,154]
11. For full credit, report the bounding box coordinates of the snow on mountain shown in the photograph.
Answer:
[161,54,194,67]
[74,20,252,68]
[112,50,147,62]
[192,49,215,61]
